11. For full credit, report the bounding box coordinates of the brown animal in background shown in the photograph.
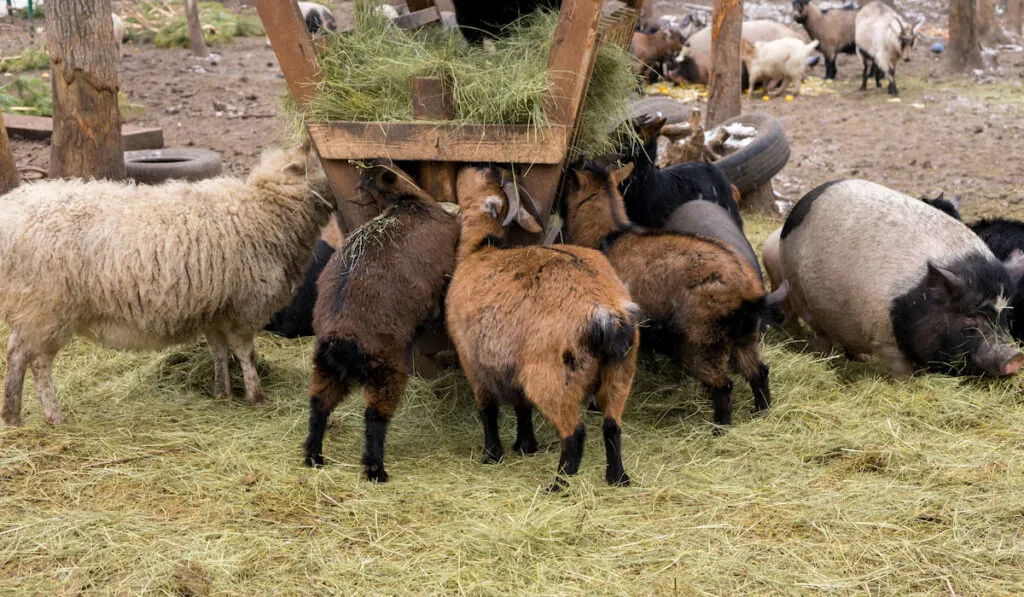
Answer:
[564,163,788,432]
[446,166,639,490]
[305,164,460,481]
[631,28,684,83]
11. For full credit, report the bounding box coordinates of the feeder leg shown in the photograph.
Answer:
[321,159,380,234]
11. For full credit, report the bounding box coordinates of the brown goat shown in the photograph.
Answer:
[564,163,788,432]
[446,165,639,490]
[631,28,684,83]
[305,164,460,481]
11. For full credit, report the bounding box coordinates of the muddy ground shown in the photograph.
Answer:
[1,0,1022,220]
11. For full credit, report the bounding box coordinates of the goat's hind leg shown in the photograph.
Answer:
[304,356,355,467]
[593,349,638,486]
[362,369,407,482]
[512,400,539,456]
[522,363,586,492]
[858,50,872,90]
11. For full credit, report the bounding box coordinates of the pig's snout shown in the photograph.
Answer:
[1002,352,1024,376]
[975,338,1024,377]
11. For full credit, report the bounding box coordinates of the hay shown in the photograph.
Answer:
[4,213,1024,593]
[0,44,50,74]
[300,3,640,159]
[123,0,265,47]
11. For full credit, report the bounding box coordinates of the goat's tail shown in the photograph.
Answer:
[586,302,640,362]
[310,336,365,408]
[724,280,791,337]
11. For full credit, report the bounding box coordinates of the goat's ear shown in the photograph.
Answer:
[610,163,634,186]
[482,195,503,219]
[565,169,582,194]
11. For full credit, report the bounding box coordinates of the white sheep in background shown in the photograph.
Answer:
[0,146,335,426]
[743,37,820,96]
[112,13,125,53]
[855,1,923,96]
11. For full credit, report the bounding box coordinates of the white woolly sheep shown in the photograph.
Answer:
[855,1,922,96]
[112,13,125,52]
[0,146,334,426]
[743,37,820,96]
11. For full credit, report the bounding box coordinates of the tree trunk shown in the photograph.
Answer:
[46,0,124,180]
[978,0,1009,44]
[1008,0,1023,36]
[186,0,209,58]
[0,112,19,194]
[947,0,985,71]
[706,0,743,127]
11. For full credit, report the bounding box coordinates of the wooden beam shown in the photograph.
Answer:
[394,7,440,29]
[411,77,456,204]
[705,0,743,127]
[2,113,163,150]
[307,122,569,164]
[544,0,604,137]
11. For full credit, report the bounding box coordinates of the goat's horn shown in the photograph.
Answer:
[516,183,540,220]
[501,181,521,227]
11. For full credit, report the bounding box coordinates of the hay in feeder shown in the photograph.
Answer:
[297,3,640,159]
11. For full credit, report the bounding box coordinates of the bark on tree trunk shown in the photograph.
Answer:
[947,0,985,71]
[1008,0,1023,36]
[706,0,743,127]
[978,0,1009,44]
[186,0,209,58]
[0,112,19,194]
[46,0,124,180]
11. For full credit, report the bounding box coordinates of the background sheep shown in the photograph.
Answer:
[743,38,820,96]
[0,146,334,426]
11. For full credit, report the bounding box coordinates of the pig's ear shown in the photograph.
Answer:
[927,261,965,295]
[1003,249,1024,286]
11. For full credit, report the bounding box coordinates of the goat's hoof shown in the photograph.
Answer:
[606,469,631,487]
[712,425,730,437]
[546,477,569,493]
[481,448,504,464]
[304,454,324,468]
[513,437,539,455]
[364,463,389,483]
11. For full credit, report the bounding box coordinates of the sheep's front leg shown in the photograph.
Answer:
[226,331,265,405]
[30,351,64,425]
[2,332,31,426]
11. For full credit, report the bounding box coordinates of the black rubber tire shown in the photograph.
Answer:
[124,148,223,184]
[712,113,789,195]
[629,96,691,124]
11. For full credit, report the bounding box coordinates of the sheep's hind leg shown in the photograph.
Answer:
[225,331,265,405]
[206,330,232,398]
[2,331,32,426]
[593,350,637,487]
[362,371,406,482]
[30,349,64,425]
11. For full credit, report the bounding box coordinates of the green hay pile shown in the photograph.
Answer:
[123,0,264,47]
[301,4,640,158]
[5,213,1024,594]
[0,76,52,116]
[0,44,50,74]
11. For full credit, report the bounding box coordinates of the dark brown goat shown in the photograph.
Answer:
[446,166,639,490]
[304,164,460,482]
[564,163,788,432]
[631,28,684,83]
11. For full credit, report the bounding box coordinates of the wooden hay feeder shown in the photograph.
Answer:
[257,0,645,237]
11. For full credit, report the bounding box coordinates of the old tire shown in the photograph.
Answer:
[712,113,789,195]
[629,96,691,124]
[124,149,222,184]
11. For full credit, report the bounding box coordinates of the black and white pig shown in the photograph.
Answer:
[664,200,763,283]
[768,179,1024,378]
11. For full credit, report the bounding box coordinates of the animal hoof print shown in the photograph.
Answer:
[304,454,325,468]
[607,470,631,487]
[365,464,390,483]
[513,439,539,456]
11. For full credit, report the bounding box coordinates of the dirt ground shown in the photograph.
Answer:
[1,0,1023,216]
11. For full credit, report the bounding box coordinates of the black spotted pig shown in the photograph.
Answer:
[774,179,1024,378]
[665,200,763,283]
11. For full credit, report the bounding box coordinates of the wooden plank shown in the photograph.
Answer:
[411,77,456,204]
[308,122,569,164]
[255,0,320,107]
[543,0,605,137]
[394,6,440,29]
[322,159,382,233]
[3,113,164,150]
[405,0,434,11]
[706,0,743,127]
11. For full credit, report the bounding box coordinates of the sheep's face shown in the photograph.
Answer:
[281,146,333,207]
[456,166,541,233]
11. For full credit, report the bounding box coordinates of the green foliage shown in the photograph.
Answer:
[300,2,640,159]
[0,75,52,116]
[0,44,50,74]
[122,0,265,47]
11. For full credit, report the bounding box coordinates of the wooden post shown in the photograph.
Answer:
[705,0,743,128]
[185,0,210,58]
[256,0,378,233]
[46,0,124,180]
[947,0,984,72]
[0,112,19,194]
[411,77,456,204]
